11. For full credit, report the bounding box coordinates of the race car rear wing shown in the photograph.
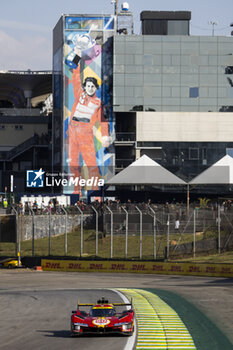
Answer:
[77,297,133,309]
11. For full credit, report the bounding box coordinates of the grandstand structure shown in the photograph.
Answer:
[0,70,52,193]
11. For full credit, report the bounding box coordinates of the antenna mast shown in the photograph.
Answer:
[208,21,218,36]
[111,0,118,15]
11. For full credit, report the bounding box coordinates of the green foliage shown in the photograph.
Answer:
[198,197,210,208]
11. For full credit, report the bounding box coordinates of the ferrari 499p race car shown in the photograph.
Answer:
[71,297,134,336]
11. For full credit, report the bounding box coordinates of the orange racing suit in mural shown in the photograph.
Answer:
[67,65,109,194]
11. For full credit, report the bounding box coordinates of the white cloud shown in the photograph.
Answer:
[0,30,52,70]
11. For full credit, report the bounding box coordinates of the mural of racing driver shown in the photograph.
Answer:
[66,34,111,195]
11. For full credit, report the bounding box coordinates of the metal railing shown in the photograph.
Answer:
[0,108,43,117]
[115,132,136,142]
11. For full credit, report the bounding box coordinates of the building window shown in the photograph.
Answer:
[189,148,199,160]
[189,87,199,98]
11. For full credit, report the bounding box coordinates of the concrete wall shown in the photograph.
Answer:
[137,111,233,142]
[18,214,92,241]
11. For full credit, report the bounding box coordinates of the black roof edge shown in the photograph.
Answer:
[140,11,191,21]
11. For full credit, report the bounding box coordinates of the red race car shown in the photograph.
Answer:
[71,297,134,336]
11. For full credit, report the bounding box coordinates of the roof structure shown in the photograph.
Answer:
[106,155,186,185]
[0,71,52,108]
[189,155,233,184]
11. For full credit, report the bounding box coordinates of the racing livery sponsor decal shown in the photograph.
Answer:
[92,319,111,326]
[111,263,128,271]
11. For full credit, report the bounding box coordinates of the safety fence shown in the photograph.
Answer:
[0,203,233,260]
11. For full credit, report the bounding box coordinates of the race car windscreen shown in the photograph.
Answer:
[90,308,116,317]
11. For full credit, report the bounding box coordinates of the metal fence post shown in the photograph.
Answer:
[28,208,35,256]
[76,206,84,257]
[106,206,113,258]
[135,206,142,260]
[61,207,68,256]
[121,206,128,259]
[49,211,51,256]
[91,206,99,256]
[12,207,19,264]
[167,213,170,260]
[218,204,221,254]
[149,206,156,260]
[193,209,196,258]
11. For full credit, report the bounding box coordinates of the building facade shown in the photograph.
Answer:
[113,12,233,182]
[53,10,233,200]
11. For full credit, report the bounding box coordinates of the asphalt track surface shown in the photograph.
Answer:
[0,270,233,350]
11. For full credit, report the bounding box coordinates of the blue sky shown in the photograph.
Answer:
[0,0,232,70]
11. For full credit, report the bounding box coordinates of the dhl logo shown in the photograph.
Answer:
[68,263,82,269]
[153,265,165,271]
[189,266,201,272]
[132,264,146,271]
[89,263,104,270]
[111,264,127,270]
[45,262,61,269]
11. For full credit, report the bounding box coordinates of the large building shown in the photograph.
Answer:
[113,11,233,181]
[52,9,233,200]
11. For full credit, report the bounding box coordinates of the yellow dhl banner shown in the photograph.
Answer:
[41,259,233,278]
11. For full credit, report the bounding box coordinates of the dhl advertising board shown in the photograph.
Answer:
[63,16,115,196]
[41,259,233,278]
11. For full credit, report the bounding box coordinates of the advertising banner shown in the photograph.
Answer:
[42,259,233,278]
[63,16,115,197]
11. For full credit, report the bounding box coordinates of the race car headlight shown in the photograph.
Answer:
[114,322,131,327]
[73,322,89,327]
[122,323,132,331]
